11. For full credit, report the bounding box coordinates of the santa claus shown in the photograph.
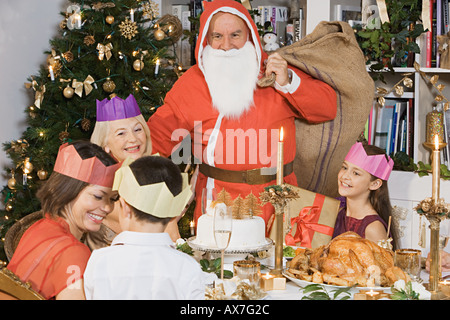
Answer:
[147,0,337,235]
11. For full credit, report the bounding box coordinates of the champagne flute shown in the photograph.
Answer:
[213,203,232,280]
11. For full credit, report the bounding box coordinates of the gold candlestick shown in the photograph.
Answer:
[273,127,284,276]
[422,134,448,296]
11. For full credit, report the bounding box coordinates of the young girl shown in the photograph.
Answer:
[332,141,396,247]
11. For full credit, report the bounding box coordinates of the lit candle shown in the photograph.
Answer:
[75,14,81,29]
[154,59,160,76]
[439,280,450,297]
[260,273,274,291]
[130,9,135,22]
[432,134,440,203]
[190,220,195,236]
[49,66,55,81]
[365,289,380,300]
[276,127,284,185]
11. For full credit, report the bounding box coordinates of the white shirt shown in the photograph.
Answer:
[84,231,205,300]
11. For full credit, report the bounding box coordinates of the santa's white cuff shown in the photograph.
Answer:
[274,69,301,94]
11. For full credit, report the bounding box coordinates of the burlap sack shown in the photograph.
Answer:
[259,21,375,198]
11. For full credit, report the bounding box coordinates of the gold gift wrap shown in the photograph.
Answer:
[270,185,340,248]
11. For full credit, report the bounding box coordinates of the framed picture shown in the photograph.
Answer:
[334,4,362,24]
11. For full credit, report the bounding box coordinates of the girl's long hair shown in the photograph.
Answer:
[363,143,397,249]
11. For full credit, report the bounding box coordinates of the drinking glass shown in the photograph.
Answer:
[233,260,261,288]
[213,203,232,280]
[394,249,422,281]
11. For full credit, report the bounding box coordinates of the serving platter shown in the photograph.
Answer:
[283,269,392,292]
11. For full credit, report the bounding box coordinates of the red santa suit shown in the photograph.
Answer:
[147,0,337,235]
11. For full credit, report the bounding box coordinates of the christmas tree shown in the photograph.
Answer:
[0,0,185,260]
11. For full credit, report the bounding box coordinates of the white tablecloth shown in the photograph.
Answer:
[219,255,450,300]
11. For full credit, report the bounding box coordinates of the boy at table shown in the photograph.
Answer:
[83,156,205,299]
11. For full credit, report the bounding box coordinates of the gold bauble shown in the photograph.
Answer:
[154,28,165,41]
[102,78,116,93]
[63,86,74,99]
[106,15,115,24]
[133,59,144,71]
[37,169,49,180]
[5,200,14,212]
[7,177,17,190]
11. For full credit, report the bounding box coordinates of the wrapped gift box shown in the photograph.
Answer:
[270,185,340,248]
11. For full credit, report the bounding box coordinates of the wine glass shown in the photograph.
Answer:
[201,187,217,215]
[213,203,232,280]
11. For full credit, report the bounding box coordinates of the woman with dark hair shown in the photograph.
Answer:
[332,141,396,248]
[7,141,120,299]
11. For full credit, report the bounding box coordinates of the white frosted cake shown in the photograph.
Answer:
[192,212,269,251]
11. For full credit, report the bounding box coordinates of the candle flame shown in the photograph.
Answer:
[190,221,195,227]
[280,127,284,142]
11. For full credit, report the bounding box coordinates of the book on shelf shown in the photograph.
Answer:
[422,0,450,68]
[369,99,412,157]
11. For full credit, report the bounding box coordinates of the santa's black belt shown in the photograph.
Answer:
[199,161,294,185]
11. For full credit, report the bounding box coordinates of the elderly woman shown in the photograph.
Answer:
[88,94,181,249]
[7,141,120,299]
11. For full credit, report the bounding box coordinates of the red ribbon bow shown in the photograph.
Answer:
[285,205,334,247]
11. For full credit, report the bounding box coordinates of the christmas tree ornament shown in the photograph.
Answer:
[97,43,113,61]
[7,177,17,190]
[92,2,116,11]
[23,158,34,174]
[133,59,144,71]
[102,78,116,93]
[5,200,14,213]
[62,51,74,63]
[119,17,138,40]
[67,11,82,30]
[153,28,165,41]
[157,14,182,42]
[59,130,70,142]
[37,169,49,180]
[81,118,91,131]
[105,15,115,24]
[72,75,95,97]
[84,35,95,46]
[63,85,74,99]
[142,1,160,19]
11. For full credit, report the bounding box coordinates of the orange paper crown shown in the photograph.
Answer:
[53,143,121,188]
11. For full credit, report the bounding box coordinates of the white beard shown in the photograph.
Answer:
[202,42,260,119]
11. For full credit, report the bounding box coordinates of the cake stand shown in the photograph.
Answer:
[187,236,273,254]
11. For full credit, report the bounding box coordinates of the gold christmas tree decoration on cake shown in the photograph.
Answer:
[232,195,245,219]
[243,192,262,217]
[213,188,233,207]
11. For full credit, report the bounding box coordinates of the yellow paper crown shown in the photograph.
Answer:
[112,158,192,218]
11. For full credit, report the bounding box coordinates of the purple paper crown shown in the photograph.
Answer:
[96,94,141,122]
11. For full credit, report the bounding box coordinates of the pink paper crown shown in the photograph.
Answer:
[96,94,141,122]
[345,142,394,180]
[53,143,121,187]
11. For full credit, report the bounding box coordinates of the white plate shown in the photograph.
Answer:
[283,270,391,292]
